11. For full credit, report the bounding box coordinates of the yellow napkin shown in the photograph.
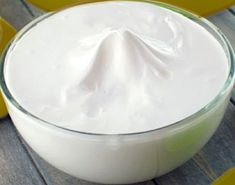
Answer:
[27,0,235,16]
[213,168,235,185]
[0,18,16,118]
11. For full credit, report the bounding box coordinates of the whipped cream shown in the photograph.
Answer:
[4,1,229,134]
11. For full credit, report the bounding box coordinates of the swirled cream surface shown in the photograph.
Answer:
[4,1,229,134]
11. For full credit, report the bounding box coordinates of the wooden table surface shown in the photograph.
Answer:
[1,1,235,185]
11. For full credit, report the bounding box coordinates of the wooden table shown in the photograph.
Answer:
[1,1,235,184]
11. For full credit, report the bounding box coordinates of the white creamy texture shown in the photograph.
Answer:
[5,1,229,134]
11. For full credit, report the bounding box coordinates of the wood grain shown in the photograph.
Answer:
[0,0,35,30]
[20,0,44,17]
[0,118,46,185]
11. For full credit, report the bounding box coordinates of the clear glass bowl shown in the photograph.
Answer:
[1,0,235,184]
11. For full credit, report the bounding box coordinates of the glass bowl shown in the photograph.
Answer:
[1,0,235,184]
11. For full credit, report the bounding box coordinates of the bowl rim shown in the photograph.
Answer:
[1,0,235,136]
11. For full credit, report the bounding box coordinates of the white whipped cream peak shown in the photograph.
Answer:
[79,29,171,88]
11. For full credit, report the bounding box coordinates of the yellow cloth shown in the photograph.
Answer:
[0,18,16,118]
[213,168,235,185]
